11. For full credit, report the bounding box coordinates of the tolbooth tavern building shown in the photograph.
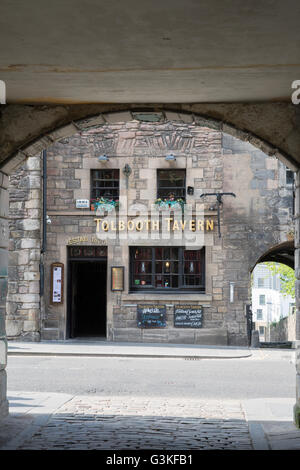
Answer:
[6,121,294,346]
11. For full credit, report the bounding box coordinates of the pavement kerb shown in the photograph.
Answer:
[7,351,253,359]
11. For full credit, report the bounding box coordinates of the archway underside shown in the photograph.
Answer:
[0,103,299,175]
[252,241,295,270]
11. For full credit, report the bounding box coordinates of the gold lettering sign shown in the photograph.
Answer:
[111,266,124,291]
[67,235,106,245]
[94,218,214,232]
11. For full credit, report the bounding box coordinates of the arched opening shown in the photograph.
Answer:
[250,241,295,343]
[0,106,299,438]
[251,258,295,344]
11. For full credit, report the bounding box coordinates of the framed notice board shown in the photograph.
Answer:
[111,266,124,291]
[50,262,64,305]
[174,305,203,328]
[137,304,167,328]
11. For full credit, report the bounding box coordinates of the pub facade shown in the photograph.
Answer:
[6,120,294,346]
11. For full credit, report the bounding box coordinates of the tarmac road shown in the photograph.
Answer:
[6,351,296,399]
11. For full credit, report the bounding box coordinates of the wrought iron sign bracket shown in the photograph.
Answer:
[199,192,236,237]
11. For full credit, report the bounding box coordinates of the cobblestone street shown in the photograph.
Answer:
[18,396,252,450]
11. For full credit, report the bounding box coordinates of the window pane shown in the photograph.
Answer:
[134,248,152,260]
[184,276,201,286]
[133,275,152,287]
[134,261,152,274]
[155,261,163,273]
[157,170,186,200]
[258,278,264,287]
[259,295,265,305]
[91,169,119,201]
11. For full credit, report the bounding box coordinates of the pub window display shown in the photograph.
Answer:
[130,247,205,292]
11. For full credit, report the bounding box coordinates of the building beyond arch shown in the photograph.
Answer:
[5,121,294,346]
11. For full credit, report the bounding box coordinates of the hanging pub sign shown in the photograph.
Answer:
[174,305,203,328]
[111,266,124,291]
[137,304,167,328]
[50,262,64,305]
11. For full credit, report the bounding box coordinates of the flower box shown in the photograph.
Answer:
[154,197,185,211]
[90,197,119,212]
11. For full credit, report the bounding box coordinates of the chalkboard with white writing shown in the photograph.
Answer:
[174,305,203,328]
[137,304,167,328]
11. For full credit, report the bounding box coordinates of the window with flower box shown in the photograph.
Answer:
[130,246,205,292]
[157,169,186,200]
[90,169,120,206]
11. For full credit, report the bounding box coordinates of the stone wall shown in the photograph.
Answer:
[0,171,8,418]
[6,156,41,341]
[270,314,296,342]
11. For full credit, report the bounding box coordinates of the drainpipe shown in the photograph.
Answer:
[40,149,47,296]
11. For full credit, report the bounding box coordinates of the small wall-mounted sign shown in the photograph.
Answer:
[50,262,64,305]
[111,266,124,291]
[174,305,203,328]
[76,199,90,209]
[137,304,167,328]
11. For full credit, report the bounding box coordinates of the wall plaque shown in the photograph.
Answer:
[111,266,124,291]
[76,199,90,208]
[137,304,166,328]
[174,305,203,328]
[50,262,64,305]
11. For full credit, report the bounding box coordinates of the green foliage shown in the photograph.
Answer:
[265,262,295,298]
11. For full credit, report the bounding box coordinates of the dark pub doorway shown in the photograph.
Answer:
[67,246,107,338]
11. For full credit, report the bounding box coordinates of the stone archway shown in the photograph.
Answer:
[0,103,300,173]
[251,241,295,271]
[0,102,299,426]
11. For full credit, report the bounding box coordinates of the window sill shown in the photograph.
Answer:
[123,293,212,302]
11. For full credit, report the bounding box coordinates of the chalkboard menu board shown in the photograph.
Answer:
[137,304,167,328]
[174,305,203,328]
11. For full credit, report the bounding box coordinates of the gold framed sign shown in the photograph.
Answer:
[50,262,64,305]
[111,266,124,291]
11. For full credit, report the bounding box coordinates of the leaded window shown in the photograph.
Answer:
[130,246,205,292]
[157,169,186,200]
[91,169,120,201]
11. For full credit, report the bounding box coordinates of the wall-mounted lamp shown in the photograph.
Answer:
[123,164,132,188]
[98,154,109,162]
[165,154,176,161]
[46,215,52,225]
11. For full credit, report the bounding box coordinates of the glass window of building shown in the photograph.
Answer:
[256,309,263,320]
[91,169,120,201]
[286,168,294,186]
[157,170,186,200]
[130,246,205,291]
[258,277,264,288]
[259,326,265,335]
[259,294,266,305]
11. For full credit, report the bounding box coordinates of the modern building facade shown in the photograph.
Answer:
[5,120,294,346]
[252,263,295,341]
